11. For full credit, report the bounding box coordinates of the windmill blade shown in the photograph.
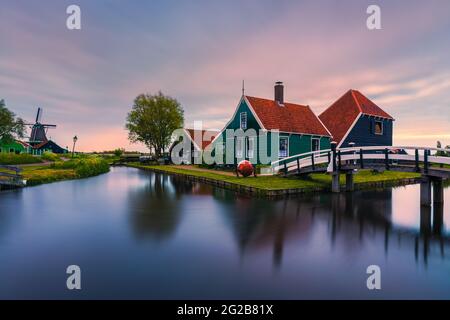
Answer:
[41,124,57,128]
[35,107,42,123]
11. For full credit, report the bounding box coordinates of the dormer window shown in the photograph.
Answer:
[374,120,383,135]
[240,112,247,129]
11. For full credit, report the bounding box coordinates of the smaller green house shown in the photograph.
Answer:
[0,140,31,154]
[213,82,332,165]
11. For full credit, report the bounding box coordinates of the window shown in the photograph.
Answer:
[279,137,289,158]
[311,138,320,152]
[236,137,244,158]
[246,137,255,159]
[9,148,14,153]
[374,121,383,135]
[240,112,247,130]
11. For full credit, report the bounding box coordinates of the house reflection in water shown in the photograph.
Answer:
[126,171,448,269]
[211,187,448,269]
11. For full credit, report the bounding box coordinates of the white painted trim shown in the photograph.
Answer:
[311,137,320,152]
[364,113,395,121]
[279,136,289,158]
[374,120,383,135]
[210,95,267,145]
[243,96,267,130]
[273,130,330,138]
[240,111,247,129]
[307,105,333,137]
[337,112,362,148]
[183,129,202,151]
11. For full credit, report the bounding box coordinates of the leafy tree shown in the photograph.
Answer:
[126,92,184,157]
[0,99,25,143]
[113,148,125,157]
[436,141,449,157]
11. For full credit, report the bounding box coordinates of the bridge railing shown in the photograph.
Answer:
[0,165,25,187]
[270,146,450,176]
[329,146,450,173]
[271,149,331,175]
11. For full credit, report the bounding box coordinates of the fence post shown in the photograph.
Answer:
[283,160,287,177]
[311,153,315,171]
[424,149,429,174]
[384,148,389,170]
[296,157,300,175]
[359,148,364,169]
[331,142,337,172]
[338,150,342,171]
[348,142,356,165]
[415,149,420,172]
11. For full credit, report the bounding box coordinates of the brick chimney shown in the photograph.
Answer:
[274,81,284,105]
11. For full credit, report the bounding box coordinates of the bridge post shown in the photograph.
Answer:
[345,171,354,192]
[384,148,390,170]
[332,173,340,193]
[331,141,340,193]
[424,149,429,174]
[348,142,356,165]
[420,177,432,206]
[415,149,420,172]
[331,141,337,172]
[432,178,444,204]
[359,148,364,169]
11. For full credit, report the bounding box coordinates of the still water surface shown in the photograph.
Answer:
[0,167,449,299]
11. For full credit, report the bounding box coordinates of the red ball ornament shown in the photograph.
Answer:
[237,160,254,177]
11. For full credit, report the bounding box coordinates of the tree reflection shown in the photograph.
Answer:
[127,173,186,241]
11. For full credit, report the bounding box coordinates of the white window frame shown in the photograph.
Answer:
[311,138,320,152]
[246,136,255,159]
[236,137,244,158]
[279,136,289,158]
[240,112,247,130]
[374,120,383,135]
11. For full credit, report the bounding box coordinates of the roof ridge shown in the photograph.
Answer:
[350,89,363,113]
[246,95,308,108]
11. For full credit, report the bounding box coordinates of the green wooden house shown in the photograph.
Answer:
[213,82,332,164]
[0,140,31,154]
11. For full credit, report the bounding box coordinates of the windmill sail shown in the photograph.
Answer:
[29,108,56,144]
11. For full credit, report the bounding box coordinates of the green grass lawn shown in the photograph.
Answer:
[19,157,110,186]
[129,164,420,191]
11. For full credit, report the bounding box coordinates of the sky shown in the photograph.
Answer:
[0,0,449,152]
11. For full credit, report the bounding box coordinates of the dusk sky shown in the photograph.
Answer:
[1,0,449,151]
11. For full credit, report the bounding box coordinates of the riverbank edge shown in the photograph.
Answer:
[125,164,422,198]
[1,162,111,191]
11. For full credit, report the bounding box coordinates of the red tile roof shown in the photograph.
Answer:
[245,96,331,136]
[319,90,394,145]
[185,129,218,150]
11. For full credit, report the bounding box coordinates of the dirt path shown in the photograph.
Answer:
[171,165,236,176]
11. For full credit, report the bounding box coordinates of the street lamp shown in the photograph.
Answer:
[72,135,78,158]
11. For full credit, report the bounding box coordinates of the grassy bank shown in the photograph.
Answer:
[0,153,43,165]
[22,157,110,186]
[128,164,421,192]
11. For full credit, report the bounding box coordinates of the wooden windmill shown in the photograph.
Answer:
[27,108,57,144]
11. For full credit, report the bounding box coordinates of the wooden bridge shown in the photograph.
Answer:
[0,165,26,190]
[271,144,450,205]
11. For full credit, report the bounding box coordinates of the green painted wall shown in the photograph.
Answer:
[0,141,27,154]
[214,98,332,164]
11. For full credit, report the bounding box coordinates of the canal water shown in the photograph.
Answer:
[0,167,449,299]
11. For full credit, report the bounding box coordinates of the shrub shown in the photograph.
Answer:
[41,151,60,162]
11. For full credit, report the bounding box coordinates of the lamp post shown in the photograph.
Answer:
[72,135,78,158]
